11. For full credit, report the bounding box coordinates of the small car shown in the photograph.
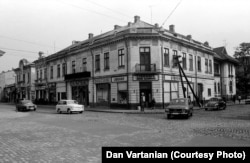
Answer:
[56,100,84,114]
[204,97,226,111]
[165,98,193,119]
[245,96,250,104]
[16,100,37,111]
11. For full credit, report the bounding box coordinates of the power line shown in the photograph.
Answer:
[84,0,131,19]
[161,0,182,27]
[0,47,38,54]
[57,0,127,23]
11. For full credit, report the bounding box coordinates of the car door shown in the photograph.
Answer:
[62,101,67,111]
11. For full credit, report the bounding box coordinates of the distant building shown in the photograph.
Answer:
[0,70,15,102]
[213,47,239,100]
[14,59,36,101]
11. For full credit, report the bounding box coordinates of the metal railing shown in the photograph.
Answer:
[135,64,156,73]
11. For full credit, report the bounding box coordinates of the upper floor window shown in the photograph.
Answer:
[218,82,220,93]
[62,63,67,76]
[197,56,201,72]
[182,53,187,70]
[44,68,47,79]
[118,49,125,67]
[50,66,53,79]
[104,52,110,70]
[72,61,76,74]
[37,70,39,80]
[40,70,42,79]
[27,72,30,83]
[82,58,87,72]
[205,59,208,73]
[229,81,233,93]
[172,50,178,68]
[95,55,100,71]
[214,82,217,94]
[189,54,193,71]
[164,48,169,67]
[57,64,61,78]
[23,74,25,83]
[209,60,212,74]
[214,63,220,75]
[208,88,211,97]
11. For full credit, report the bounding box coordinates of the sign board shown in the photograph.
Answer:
[71,80,88,86]
[133,75,158,81]
[94,77,111,84]
[111,76,127,82]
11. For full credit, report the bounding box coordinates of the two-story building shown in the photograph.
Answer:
[14,59,36,101]
[37,16,218,109]
[0,70,15,102]
[213,47,239,100]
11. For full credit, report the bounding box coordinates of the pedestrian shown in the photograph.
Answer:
[151,98,156,110]
[233,95,236,104]
[141,93,145,112]
[238,95,241,104]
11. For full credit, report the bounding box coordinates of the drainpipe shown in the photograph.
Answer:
[161,44,164,109]
[124,36,130,109]
[88,46,95,108]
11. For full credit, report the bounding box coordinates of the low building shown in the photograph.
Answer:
[213,47,239,100]
[14,59,36,101]
[0,70,15,102]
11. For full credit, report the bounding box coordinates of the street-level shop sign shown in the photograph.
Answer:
[133,75,159,81]
[94,77,111,84]
[111,76,127,82]
[70,80,88,86]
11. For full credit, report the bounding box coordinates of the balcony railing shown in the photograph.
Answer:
[135,64,157,73]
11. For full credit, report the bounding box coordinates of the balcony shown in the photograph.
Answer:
[228,75,234,78]
[134,64,158,74]
[64,71,91,81]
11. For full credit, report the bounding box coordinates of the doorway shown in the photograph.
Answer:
[139,82,152,108]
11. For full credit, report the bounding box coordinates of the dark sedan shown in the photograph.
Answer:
[16,100,37,111]
[204,97,226,111]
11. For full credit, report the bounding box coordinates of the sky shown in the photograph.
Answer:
[0,0,249,72]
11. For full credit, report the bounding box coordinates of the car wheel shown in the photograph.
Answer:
[79,111,83,114]
[217,106,220,110]
[167,114,171,119]
[57,109,61,114]
[205,108,208,111]
[67,108,71,114]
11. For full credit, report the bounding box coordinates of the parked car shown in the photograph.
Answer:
[56,100,84,114]
[165,98,193,119]
[204,97,226,111]
[245,96,250,104]
[16,100,37,111]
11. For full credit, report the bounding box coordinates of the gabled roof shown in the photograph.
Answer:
[213,47,239,65]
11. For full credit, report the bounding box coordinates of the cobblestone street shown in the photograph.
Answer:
[0,103,250,162]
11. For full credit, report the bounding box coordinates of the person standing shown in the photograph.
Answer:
[238,95,241,104]
[151,98,156,110]
[141,93,145,112]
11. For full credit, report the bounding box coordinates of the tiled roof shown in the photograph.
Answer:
[213,47,239,64]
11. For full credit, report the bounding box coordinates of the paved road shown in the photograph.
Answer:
[0,103,250,162]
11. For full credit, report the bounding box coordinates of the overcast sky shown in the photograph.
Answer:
[0,0,249,72]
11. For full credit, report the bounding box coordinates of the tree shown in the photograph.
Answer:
[234,43,250,97]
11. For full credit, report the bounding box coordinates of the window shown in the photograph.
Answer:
[197,56,201,72]
[205,59,208,73]
[28,72,30,83]
[82,58,87,72]
[164,48,169,67]
[208,88,211,97]
[172,50,178,68]
[44,68,47,79]
[209,60,212,74]
[37,70,39,80]
[218,82,220,93]
[104,52,109,70]
[229,81,233,93]
[72,61,76,74]
[95,55,100,71]
[214,63,220,75]
[118,49,125,67]
[57,64,61,78]
[50,66,53,79]
[62,63,67,76]
[189,54,193,71]
[40,70,42,79]
[182,53,187,69]
[23,74,25,83]
[214,82,217,94]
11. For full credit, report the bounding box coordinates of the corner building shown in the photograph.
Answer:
[43,16,217,109]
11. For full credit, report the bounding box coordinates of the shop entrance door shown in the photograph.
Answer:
[139,82,152,108]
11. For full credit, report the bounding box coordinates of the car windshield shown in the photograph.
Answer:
[21,100,32,104]
[170,99,187,105]
[67,100,78,104]
[210,98,219,101]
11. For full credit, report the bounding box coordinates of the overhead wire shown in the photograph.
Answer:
[161,0,182,27]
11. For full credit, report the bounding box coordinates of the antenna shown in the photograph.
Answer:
[149,5,154,24]
[161,0,183,27]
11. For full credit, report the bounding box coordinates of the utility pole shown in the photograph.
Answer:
[174,55,201,107]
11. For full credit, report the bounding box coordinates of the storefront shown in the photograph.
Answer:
[70,80,89,106]
[48,82,56,103]
[95,77,111,107]
[111,76,128,108]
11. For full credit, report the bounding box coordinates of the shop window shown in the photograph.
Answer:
[118,83,127,104]
[96,84,109,103]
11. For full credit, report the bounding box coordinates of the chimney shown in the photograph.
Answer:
[204,41,209,46]
[38,51,44,59]
[155,23,159,28]
[187,35,192,40]
[134,15,140,23]
[72,40,80,45]
[114,25,121,30]
[169,25,175,33]
[88,33,94,39]
[128,22,132,27]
